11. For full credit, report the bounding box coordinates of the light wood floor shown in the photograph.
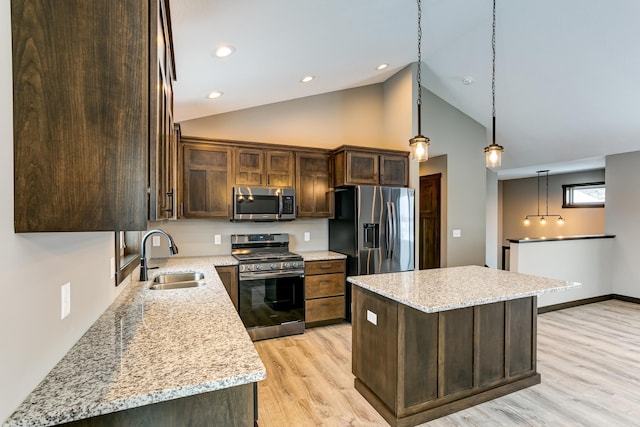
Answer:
[253,300,640,426]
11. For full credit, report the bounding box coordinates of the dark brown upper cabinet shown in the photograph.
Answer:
[149,0,178,221]
[179,141,233,219]
[332,146,409,188]
[12,0,174,232]
[235,148,294,188]
[295,151,334,218]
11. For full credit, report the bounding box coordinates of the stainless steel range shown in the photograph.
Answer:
[232,233,305,341]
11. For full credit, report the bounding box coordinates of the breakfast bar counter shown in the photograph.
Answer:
[347,265,579,426]
[4,257,265,427]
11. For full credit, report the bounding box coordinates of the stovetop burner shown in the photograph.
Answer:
[231,233,304,272]
[233,251,301,262]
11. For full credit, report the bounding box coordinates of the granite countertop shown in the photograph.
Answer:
[4,257,265,427]
[507,234,615,243]
[347,265,580,314]
[297,250,347,261]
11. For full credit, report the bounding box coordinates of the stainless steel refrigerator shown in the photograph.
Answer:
[329,185,415,320]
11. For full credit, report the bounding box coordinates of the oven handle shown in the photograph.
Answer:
[239,270,305,280]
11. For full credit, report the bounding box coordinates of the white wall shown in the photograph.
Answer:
[422,90,487,267]
[486,169,499,268]
[510,238,614,307]
[606,151,640,298]
[0,3,128,420]
[148,219,327,258]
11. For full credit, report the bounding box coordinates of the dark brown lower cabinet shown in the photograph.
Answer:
[352,286,539,427]
[304,260,346,326]
[61,383,256,427]
[216,265,239,310]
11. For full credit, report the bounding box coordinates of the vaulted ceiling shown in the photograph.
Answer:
[170,0,640,178]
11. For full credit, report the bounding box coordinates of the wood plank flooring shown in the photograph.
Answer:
[253,300,640,426]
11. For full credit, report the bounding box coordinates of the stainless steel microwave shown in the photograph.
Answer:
[232,187,296,221]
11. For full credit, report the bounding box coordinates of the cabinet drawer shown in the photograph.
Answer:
[306,273,345,299]
[306,296,345,323]
[305,259,345,275]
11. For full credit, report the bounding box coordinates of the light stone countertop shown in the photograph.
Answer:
[297,250,347,261]
[347,265,580,313]
[4,257,264,427]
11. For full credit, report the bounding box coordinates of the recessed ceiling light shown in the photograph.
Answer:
[376,63,389,70]
[300,75,315,83]
[462,76,474,85]
[207,91,223,99]
[214,45,235,58]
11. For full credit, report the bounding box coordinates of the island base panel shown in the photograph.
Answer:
[355,374,541,427]
[352,285,540,426]
[61,383,256,427]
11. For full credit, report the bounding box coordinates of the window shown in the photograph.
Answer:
[562,182,605,208]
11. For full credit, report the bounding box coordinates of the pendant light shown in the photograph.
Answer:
[409,0,430,162]
[484,0,504,167]
[523,170,565,226]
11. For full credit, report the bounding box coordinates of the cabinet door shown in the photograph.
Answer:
[12,0,149,232]
[296,153,332,217]
[380,154,408,187]
[181,144,232,218]
[346,152,379,185]
[235,148,264,186]
[149,0,175,221]
[266,150,294,187]
[215,266,238,310]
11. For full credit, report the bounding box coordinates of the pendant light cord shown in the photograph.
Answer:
[416,0,423,135]
[491,0,496,144]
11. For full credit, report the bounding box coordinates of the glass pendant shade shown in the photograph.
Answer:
[523,217,530,226]
[485,143,503,167]
[410,135,430,162]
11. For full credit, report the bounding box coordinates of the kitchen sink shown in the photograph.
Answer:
[149,272,206,290]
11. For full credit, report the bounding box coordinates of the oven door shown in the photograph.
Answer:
[238,270,305,332]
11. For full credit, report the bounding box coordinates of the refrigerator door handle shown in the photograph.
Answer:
[390,201,396,259]
[386,201,396,259]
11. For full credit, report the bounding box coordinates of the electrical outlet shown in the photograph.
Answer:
[214,234,221,245]
[152,236,161,247]
[304,232,310,242]
[110,257,116,279]
[61,282,71,320]
[453,229,462,238]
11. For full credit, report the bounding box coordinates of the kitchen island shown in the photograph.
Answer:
[348,265,579,427]
[4,257,264,427]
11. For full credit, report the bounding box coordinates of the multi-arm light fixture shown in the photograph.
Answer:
[409,0,430,162]
[523,170,565,226]
[484,0,504,168]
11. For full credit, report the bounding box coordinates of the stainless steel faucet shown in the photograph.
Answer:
[139,229,179,281]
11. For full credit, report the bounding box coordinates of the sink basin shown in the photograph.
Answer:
[153,272,204,284]
[149,272,206,290]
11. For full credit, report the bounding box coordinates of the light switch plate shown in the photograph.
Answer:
[453,229,462,238]
[214,234,221,245]
[304,232,310,242]
[152,236,161,247]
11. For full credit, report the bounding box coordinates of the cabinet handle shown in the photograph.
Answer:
[267,175,270,185]
[163,188,175,217]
